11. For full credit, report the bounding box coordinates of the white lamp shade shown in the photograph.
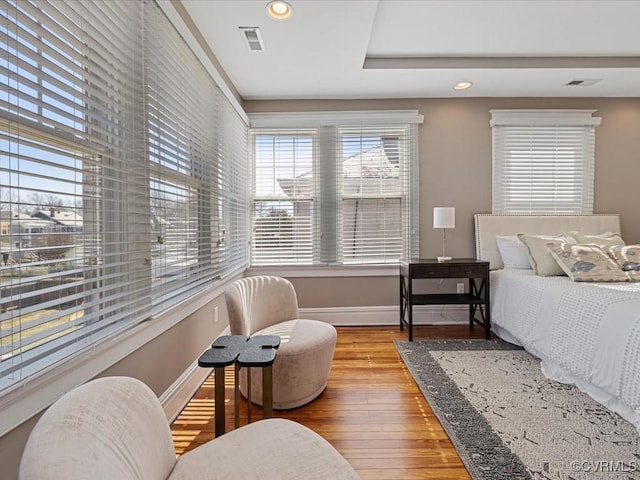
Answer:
[433,207,455,229]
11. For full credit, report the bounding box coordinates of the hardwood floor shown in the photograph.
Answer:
[170,325,485,479]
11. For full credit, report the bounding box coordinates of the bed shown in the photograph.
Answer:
[475,214,640,432]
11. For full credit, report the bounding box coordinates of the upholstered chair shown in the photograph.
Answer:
[19,376,360,480]
[225,275,337,409]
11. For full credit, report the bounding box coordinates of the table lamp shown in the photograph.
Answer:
[433,207,455,262]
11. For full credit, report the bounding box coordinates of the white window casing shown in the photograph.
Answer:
[249,111,422,266]
[490,109,600,215]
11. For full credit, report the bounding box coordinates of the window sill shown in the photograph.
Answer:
[246,264,399,278]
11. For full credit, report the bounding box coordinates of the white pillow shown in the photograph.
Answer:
[495,236,532,269]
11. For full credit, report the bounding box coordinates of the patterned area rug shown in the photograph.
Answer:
[394,339,640,480]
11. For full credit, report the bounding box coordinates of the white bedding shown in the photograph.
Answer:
[491,269,640,431]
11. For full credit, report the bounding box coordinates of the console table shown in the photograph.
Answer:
[198,334,280,436]
[400,258,490,341]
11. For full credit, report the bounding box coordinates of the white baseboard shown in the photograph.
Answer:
[161,305,467,421]
[299,305,468,326]
[160,360,211,423]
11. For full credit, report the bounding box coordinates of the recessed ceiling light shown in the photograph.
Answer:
[267,1,293,20]
[453,81,472,90]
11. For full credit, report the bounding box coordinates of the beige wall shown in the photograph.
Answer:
[245,97,640,307]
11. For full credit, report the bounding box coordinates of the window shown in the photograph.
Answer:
[144,5,249,312]
[250,111,422,266]
[340,127,406,263]
[251,131,315,265]
[0,1,248,393]
[490,110,601,214]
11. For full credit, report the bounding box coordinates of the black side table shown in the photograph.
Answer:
[399,258,490,341]
[198,334,280,436]
[198,335,246,437]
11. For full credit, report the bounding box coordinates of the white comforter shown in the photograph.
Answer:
[490,269,640,431]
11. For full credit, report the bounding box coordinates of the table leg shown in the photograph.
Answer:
[485,277,491,340]
[469,278,475,329]
[246,367,252,423]
[214,366,225,437]
[263,365,273,419]
[407,276,413,341]
[234,364,240,429]
[399,274,404,331]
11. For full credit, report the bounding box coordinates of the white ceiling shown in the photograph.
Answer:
[181,0,640,100]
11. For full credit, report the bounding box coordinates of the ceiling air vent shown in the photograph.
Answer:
[565,79,602,87]
[239,27,264,52]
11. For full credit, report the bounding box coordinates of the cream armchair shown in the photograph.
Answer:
[225,276,337,409]
[19,376,360,480]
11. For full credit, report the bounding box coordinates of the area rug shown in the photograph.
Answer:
[394,339,640,480]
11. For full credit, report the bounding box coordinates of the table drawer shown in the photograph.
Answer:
[449,265,487,278]
[410,264,450,277]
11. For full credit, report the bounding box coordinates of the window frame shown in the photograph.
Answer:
[250,130,317,266]
[249,110,423,268]
[490,109,601,215]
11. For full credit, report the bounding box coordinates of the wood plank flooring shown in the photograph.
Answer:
[170,325,485,479]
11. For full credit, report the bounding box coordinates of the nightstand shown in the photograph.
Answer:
[399,258,490,341]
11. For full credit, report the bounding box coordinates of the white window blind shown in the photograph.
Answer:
[0,0,249,393]
[339,127,409,264]
[490,110,600,215]
[0,0,148,390]
[218,99,250,276]
[145,2,222,313]
[250,111,422,266]
[251,131,315,265]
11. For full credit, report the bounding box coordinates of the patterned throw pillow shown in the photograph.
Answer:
[517,234,576,276]
[546,243,630,282]
[603,245,640,282]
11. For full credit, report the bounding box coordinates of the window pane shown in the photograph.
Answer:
[251,133,314,265]
[254,134,313,197]
[342,133,402,197]
[1,140,88,383]
[342,198,402,264]
[150,178,198,290]
[251,200,313,265]
[339,128,407,263]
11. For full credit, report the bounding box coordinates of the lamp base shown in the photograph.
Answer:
[437,256,452,262]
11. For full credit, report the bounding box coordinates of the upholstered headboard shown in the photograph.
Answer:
[474,214,621,270]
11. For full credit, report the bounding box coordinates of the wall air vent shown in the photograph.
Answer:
[239,27,264,52]
[565,79,602,86]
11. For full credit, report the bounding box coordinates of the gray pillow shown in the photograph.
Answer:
[517,233,576,276]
